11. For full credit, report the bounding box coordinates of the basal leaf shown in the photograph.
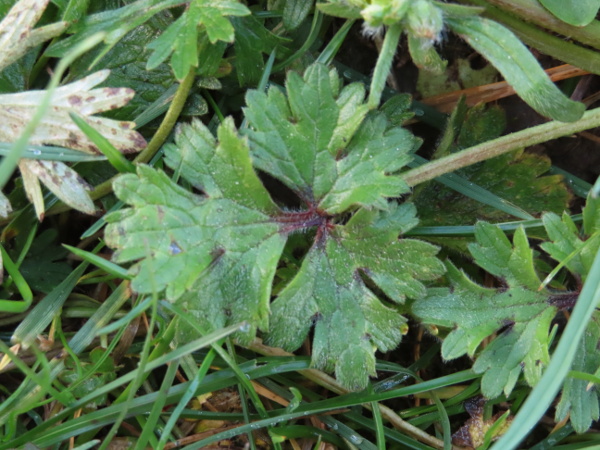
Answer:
[105,118,284,307]
[541,210,600,281]
[538,195,600,431]
[415,207,600,428]
[107,63,444,390]
[244,63,419,214]
[267,204,444,390]
[413,223,556,398]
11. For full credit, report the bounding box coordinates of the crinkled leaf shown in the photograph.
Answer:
[0,0,67,72]
[413,223,556,398]
[267,204,444,390]
[244,63,419,213]
[146,0,249,80]
[106,118,286,337]
[446,15,585,122]
[107,63,443,390]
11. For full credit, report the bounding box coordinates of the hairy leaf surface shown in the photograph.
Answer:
[414,208,600,430]
[106,63,443,389]
[414,223,556,397]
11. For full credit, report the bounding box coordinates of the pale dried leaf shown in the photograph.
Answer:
[0,70,147,154]
[0,0,67,72]
[21,159,95,216]
[0,191,12,219]
[18,160,44,220]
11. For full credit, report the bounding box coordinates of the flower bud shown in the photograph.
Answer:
[407,0,444,43]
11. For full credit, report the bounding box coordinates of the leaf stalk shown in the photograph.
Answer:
[368,23,402,109]
[402,106,600,187]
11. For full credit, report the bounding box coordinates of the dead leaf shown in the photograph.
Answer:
[0,70,146,154]
[0,0,68,72]
[19,159,95,220]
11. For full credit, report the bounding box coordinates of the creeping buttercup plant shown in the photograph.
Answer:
[105,63,446,390]
[3,0,600,448]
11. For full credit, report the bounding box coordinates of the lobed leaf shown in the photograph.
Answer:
[146,0,249,80]
[541,211,600,281]
[267,204,444,390]
[244,63,418,213]
[107,63,443,389]
[106,118,284,308]
[413,223,556,398]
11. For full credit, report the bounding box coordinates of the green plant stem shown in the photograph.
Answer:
[456,0,600,74]
[45,66,196,216]
[402,106,600,187]
[368,23,402,109]
[478,0,600,50]
[246,340,451,450]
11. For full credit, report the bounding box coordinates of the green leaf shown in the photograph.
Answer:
[105,118,284,319]
[244,63,419,213]
[106,63,444,390]
[541,212,600,281]
[146,0,249,80]
[539,0,600,27]
[283,0,313,30]
[231,15,285,86]
[267,204,444,390]
[45,0,183,59]
[413,223,556,398]
[316,2,362,20]
[446,15,585,122]
[555,314,600,433]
